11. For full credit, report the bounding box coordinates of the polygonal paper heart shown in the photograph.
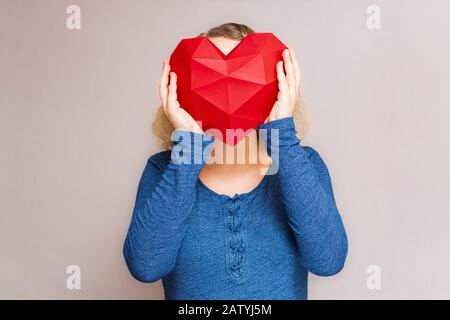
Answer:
[169,32,287,146]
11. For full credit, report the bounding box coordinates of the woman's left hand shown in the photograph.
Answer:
[266,47,301,122]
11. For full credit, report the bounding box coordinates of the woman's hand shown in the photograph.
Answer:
[160,60,204,134]
[266,47,301,122]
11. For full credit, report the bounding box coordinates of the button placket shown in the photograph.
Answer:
[226,196,245,279]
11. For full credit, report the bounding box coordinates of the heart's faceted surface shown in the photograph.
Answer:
[169,33,287,146]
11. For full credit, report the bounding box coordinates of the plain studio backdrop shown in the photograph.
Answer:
[1,0,449,299]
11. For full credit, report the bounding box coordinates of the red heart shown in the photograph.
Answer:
[169,33,287,146]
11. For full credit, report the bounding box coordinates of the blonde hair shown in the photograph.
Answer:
[152,22,309,149]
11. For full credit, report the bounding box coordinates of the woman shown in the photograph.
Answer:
[123,23,348,300]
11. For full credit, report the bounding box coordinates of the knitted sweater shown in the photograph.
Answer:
[123,116,348,299]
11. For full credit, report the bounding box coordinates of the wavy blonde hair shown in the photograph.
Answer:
[152,22,309,149]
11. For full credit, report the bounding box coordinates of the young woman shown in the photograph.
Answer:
[123,23,348,300]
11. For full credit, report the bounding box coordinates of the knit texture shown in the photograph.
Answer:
[123,116,348,300]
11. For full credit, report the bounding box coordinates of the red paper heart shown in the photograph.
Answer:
[169,32,287,146]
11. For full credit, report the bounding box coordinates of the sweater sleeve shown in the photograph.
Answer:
[258,117,348,276]
[123,130,215,283]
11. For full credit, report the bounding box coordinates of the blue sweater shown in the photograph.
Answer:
[123,116,348,300]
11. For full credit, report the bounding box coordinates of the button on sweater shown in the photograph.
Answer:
[123,116,348,300]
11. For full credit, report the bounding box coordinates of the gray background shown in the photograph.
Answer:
[1,0,449,299]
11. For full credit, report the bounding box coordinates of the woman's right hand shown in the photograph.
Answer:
[159,60,203,134]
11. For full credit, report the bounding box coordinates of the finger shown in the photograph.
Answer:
[159,60,169,95]
[289,47,301,96]
[167,72,179,112]
[282,48,296,97]
[179,108,203,131]
[160,60,170,109]
[159,60,170,109]
[276,61,289,100]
